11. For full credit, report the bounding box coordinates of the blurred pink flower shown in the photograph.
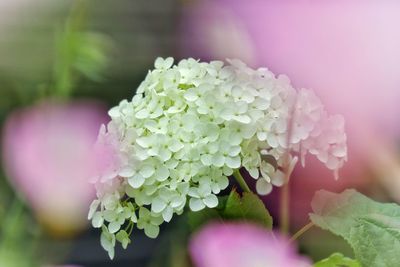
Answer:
[0,0,58,33]
[190,223,311,267]
[2,100,107,235]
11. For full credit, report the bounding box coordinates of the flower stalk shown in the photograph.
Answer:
[280,180,290,234]
[289,221,314,243]
[233,170,251,193]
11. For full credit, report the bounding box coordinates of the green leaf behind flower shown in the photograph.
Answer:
[314,253,361,267]
[187,208,221,231]
[310,189,400,267]
[188,191,273,231]
[223,190,273,229]
[187,196,227,231]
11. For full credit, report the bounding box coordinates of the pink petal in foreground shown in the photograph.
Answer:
[190,223,311,267]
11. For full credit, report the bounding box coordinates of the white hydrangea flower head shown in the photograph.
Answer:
[89,57,347,257]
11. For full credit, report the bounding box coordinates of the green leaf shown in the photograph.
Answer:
[314,253,361,267]
[187,208,222,231]
[187,192,273,231]
[187,196,228,231]
[223,190,273,229]
[73,32,110,82]
[310,189,400,267]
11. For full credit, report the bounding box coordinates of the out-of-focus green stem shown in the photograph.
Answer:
[54,0,88,98]
[279,169,291,235]
[289,221,314,242]
[233,170,251,193]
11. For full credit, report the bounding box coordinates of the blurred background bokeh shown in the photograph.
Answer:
[1,0,400,266]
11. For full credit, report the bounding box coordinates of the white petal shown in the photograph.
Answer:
[100,229,116,259]
[135,109,149,119]
[144,224,160,238]
[88,200,100,219]
[326,156,340,170]
[103,210,118,222]
[257,132,267,141]
[162,206,173,222]
[247,168,258,179]
[267,134,279,148]
[223,166,234,176]
[155,165,170,181]
[170,196,185,208]
[128,174,145,188]
[332,145,347,157]
[168,140,184,152]
[164,57,174,68]
[188,188,200,198]
[234,115,251,124]
[189,198,205,211]
[211,183,221,194]
[203,194,218,208]
[220,107,234,120]
[92,212,104,228]
[198,184,212,196]
[225,156,241,169]
[158,148,172,161]
[165,159,179,169]
[136,136,150,148]
[151,198,167,213]
[182,114,198,131]
[227,145,240,157]
[271,170,285,187]
[316,151,329,163]
[212,154,225,167]
[116,230,130,249]
[229,133,242,146]
[242,125,257,139]
[200,154,212,166]
[184,89,199,102]
[140,165,155,178]
[135,146,149,160]
[217,176,229,190]
[130,212,138,223]
[108,106,121,118]
[155,57,173,69]
[155,57,164,69]
[108,221,121,234]
[119,167,135,178]
[255,179,273,196]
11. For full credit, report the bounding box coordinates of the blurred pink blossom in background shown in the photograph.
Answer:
[2,100,107,235]
[0,0,56,32]
[190,223,311,267]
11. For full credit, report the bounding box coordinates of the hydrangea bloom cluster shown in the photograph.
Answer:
[89,57,347,258]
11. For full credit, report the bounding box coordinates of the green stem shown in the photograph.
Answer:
[279,180,290,234]
[232,169,251,193]
[289,221,314,243]
[54,0,88,99]
[126,221,134,236]
[279,160,294,235]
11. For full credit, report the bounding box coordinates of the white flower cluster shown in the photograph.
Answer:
[89,57,347,258]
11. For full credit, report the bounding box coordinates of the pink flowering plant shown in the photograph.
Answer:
[89,57,400,267]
